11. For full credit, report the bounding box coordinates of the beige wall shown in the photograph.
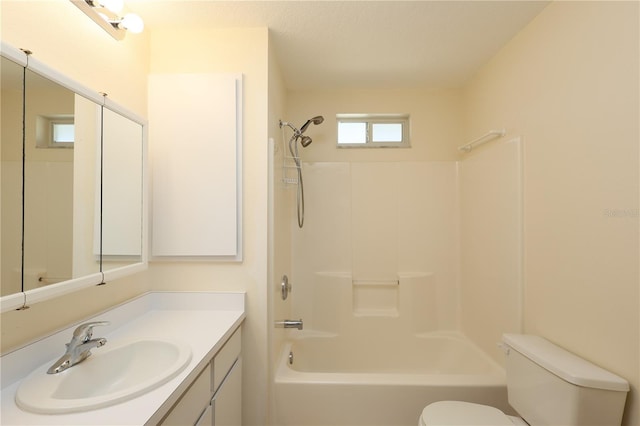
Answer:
[463,2,639,424]
[459,138,523,363]
[1,0,149,117]
[286,87,464,163]
[0,0,150,353]
[147,27,270,426]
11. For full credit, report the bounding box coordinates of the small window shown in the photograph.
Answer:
[36,115,75,149]
[337,114,410,148]
[52,122,75,144]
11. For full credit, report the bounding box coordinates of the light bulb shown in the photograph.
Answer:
[119,13,144,33]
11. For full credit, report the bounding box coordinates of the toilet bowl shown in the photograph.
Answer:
[419,334,629,426]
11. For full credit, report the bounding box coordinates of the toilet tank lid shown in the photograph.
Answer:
[502,334,629,392]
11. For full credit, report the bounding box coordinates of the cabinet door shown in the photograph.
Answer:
[212,358,242,426]
[161,364,212,426]
[196,404,214,426]
[149,73,242,259]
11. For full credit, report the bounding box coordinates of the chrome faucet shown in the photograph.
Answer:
[275,319,303,330]
[47,321,110,374]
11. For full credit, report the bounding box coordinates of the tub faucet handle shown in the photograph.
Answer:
[281,275,292,300]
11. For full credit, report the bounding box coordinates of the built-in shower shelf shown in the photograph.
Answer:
[352,279,399,317]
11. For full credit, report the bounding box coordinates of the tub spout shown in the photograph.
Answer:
[276,319,303,330]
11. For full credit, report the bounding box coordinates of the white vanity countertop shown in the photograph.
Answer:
[0,291,245,425]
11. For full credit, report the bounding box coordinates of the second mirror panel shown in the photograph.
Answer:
[101,107,143,271]
[73,95,102,279]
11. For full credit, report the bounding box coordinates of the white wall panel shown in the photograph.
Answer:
[149,74,242,258]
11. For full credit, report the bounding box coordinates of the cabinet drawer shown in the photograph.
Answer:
[213,328,241,392]
[161,364,212,426]
[212,358,242,426]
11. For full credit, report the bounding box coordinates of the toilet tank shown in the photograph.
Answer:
[502,334,629,426]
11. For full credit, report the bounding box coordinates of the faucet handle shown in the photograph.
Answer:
[72,321,110,341]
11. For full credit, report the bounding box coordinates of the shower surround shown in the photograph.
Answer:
[274,139,523,425]
[290,161,460,333]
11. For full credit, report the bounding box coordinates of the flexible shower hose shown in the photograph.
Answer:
[289,134,305,228]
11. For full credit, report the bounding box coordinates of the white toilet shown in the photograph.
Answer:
[420,334,630,426]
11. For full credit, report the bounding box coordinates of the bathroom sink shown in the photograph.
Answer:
[15,338,192,414]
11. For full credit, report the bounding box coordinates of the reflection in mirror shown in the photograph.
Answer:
[1,56,25,296]
[0,43,147,312]
[100,108,143,271]
[73,95,102,278]
[23,69,101,291]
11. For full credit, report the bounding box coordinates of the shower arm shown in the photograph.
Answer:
[280,119,303,164]
[279,120,302,138]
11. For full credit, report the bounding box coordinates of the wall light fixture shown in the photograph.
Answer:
[71,0,144,40]
[87,0,124,14]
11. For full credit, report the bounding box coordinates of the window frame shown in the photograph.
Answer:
[36,115,75,149]
[50,120,75,147]
[336,114,410,148]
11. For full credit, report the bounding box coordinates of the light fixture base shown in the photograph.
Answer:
[71,0,126,40]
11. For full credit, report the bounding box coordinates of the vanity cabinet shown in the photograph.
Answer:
[0,292,245,425]
[161,327,242,426]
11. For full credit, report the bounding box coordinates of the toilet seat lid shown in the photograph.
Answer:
[420,401,514,426]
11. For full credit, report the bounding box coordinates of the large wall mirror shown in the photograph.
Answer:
[0,43,147,311]
[1,55,25,297]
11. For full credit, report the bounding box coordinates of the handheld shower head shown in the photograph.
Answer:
[279,115,323,229]
[300,115,324,134]
[300,136,313,147]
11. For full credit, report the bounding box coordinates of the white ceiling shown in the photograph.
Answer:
[127,1,550,90]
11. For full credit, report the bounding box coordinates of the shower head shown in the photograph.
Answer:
[300,136,313,147]
[299,115,324,134]
[280,115,323,229]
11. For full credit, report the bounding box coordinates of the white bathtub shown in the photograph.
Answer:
[274,333,511,426]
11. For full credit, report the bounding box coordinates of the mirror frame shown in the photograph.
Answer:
[0,41,148,313]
